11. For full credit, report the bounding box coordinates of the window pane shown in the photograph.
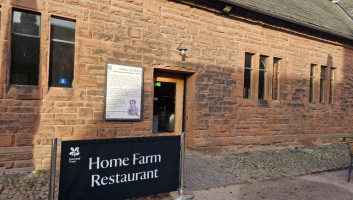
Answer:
[258,70,265,99]
[258,55,268,100]
[10,10,40,86]
[245,53,252,68]
[309,64,315,103]
[244,68,251,98]
[272,58,280,100]
[329,68,335,104]
[12,10,40,36]
[49,17,76,87]
[320,66,326,103]
[243,53,253,98]
[49,41,75,87]
[51,17,75,42]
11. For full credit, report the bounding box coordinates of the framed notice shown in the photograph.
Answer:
[104,63,144,121]
[59,136,180,200]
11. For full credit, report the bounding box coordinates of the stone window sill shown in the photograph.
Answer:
[5,85,41,100]
[44,87,75,101]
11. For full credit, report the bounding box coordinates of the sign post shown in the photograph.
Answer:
[170,132,194,200]
[49,138,58,200]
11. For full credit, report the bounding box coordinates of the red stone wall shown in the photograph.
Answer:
[0,0,352,172]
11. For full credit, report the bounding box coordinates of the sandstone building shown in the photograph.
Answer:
[1,0,353,172]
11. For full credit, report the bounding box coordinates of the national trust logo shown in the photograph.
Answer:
[69,147,80,157]
[69,147,81,163]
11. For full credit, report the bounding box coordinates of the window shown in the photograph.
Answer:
[320,66,327,103]
[243,53,254,99]
[329,68,335,104]
[49,17,76,87]
[258,55,268,99]
[272,58,281,100]
[309,64,316,103]
[10,10,41,85]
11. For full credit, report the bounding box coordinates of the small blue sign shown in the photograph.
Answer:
[59,78,67,85]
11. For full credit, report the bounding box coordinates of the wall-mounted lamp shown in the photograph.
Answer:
[222,5,232,14]
[177,43,188,56]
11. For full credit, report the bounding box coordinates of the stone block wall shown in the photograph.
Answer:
[0,0,352,172]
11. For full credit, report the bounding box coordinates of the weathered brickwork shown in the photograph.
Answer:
[0,0,353,172]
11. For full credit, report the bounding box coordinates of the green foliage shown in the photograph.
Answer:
[19,177,29,183]
[35,169,48,174]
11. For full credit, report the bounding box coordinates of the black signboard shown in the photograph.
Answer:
[59,136,180,200]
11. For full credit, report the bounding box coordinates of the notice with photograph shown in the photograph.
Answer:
[104,63,143,121]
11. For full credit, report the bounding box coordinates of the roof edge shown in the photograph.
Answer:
[220,0,353,42]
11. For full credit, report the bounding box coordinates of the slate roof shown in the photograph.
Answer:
[220,0,353,41]
[339,0,353,18]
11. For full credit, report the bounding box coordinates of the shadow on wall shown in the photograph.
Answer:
[0,99,41,174]
[0,1,43,174]
[327,54,333,67]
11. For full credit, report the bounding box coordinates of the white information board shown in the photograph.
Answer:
[104,63,143,121]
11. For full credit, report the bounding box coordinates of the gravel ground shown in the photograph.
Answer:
[0,143,350,199]
[0,171,58,200]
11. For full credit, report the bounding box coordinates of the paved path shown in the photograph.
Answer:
[194,170,353,200]
[0,143,350,199]
[185,143,349,190]
[184,155,242,190]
